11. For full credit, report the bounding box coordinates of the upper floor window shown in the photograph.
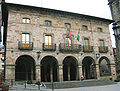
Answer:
[22,33,30,44]
[45,35,53,48]
[45,20,52,26]
[97,27,103,32]
[99,39,105,47]
[82,25,88,31]
[65,23,71,28]
[84,38,90,47]
[22,18,30,24]
[66,37,72,47]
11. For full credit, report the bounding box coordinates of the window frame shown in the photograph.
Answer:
[82,25,88,31]
[21,33,30,47]
[44,35,53,48]
[65,23,71,28]
[97,27,103,32]
[45,20,52,26]
[84,38,90,50]
[22,18,30,24]
[99,39,105,51]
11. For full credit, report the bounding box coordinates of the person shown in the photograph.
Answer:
[81,75,84,81]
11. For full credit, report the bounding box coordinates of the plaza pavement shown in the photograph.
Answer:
[9,82,120,91]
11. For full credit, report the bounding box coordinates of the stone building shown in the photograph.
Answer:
[3,2,116,82]
[108,0,120,76]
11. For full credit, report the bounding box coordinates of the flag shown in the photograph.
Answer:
[68,28,72,40]
[77,31,80,41]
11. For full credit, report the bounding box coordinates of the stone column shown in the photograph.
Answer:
[6,64,15,80]
[59,65,63,82]
[78,65,82,80]
[110,64,116,80]
[95,64,100,80]
[36,65,40,81]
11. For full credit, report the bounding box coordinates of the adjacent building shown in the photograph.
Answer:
[3,2,116,82]
[108,0,120,76]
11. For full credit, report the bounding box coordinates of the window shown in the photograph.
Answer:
[22,18,30,23]
[22,33,30,47]
[66,37,72,47]
[45,35,53,48]
[84,38,90,50]
[99,39,105,51]
[97,27,102,32]
[45,20,52,26]
[65,23,71,28]
[82,25,88,31]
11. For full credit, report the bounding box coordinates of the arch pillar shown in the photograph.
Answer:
[78,65,82,80]
[110,64,116,80]
[6,65,15,80]
[36,65,41,81]
[59,65,63,82]
[95,64,100,79]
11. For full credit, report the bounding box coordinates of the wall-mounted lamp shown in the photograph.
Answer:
[96,53,100,59]
[37,51,41,60]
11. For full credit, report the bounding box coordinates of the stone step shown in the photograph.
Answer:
[45,79,116,89]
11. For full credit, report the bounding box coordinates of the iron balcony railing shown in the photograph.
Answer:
[42,43,56,51]
[99,46,108,53]
[18,42,33,50]
[83,45,94,52]
[59,43,81,52]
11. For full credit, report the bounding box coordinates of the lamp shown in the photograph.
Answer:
[37,51,41,60]
[113,23,120,37]
[96,53,100,59]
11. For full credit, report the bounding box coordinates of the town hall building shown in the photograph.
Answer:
[3,2,116,82]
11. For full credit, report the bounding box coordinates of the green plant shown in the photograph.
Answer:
[27,80,32,84]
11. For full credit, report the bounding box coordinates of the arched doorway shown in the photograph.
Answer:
[41,56,58,82]
[82,56,96,79]
[15,55,36,81]
[63,56,78,81]
[99,56,111,76]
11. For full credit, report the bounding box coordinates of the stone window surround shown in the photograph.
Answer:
[43,33,54,44]
[22,17,31,24]
[20,31,32,42]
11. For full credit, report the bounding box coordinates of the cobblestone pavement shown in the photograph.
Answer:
[9,82,120,91]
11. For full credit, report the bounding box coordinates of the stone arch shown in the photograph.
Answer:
[63,56,79,81]
[82,56,96,79]
[15,55,36,81]
[99,56,111,76]
[41,56,59,82]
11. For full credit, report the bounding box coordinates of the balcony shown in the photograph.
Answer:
[59,43,81,52]
[83,45,94,52]
[18,42,33,50]
[99,46,108,53]
[42,43,56,51]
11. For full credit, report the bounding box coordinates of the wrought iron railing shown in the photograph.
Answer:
[59,43,81,52]
[83,45,94,52]
[18,42,33,50]
[42,43,56,51]
[99,46,108,53]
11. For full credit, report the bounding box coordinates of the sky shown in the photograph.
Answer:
[5,0,115,47]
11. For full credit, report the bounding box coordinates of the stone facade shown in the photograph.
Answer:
[5,3,116,82]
